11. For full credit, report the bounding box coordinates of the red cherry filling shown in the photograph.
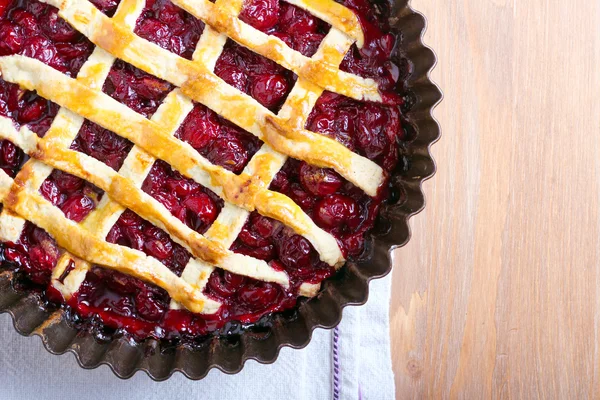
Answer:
[240,0,330,57]
[2,222,58,286]
[103,60,174,118]
[0,0,95,77]
[89,0,122,17]
[232,213,278,261]
[40,169,103,223]
[231,213,335,284]
[250,73,290,110]
[338,0,399,93]
[0,139,25,178]
[206,270,246,298]
[134,0,205,60]
[175,103,262,174]
[239,0,279,32]
[269,158,385,258]
[215,41,294,111]
[105,209,191,276]
[70,120,134,171]
[275,231,314,270]
[72,267,172,337]
[0,0,10,17]
[299,162,343,196]
[314,194,360,229]
[141,159,223,233]
[204,269,296,323]
[307,92,403,170]
[79,269,169,320]
[70,266,296,338]
[0,79,59,137]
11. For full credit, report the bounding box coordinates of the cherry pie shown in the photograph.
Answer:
[0,0,407,341]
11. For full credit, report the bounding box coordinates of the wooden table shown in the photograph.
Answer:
[389,1,600,397]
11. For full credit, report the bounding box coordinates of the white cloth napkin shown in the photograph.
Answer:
[0,275,394,400]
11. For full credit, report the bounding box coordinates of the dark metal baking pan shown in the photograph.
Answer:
[0,0,441,380]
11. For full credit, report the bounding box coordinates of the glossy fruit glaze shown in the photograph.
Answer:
[0,0,406,341]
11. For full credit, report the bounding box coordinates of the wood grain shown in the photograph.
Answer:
[390,1,600,398]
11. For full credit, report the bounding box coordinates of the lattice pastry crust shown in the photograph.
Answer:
[0,0,387,315]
